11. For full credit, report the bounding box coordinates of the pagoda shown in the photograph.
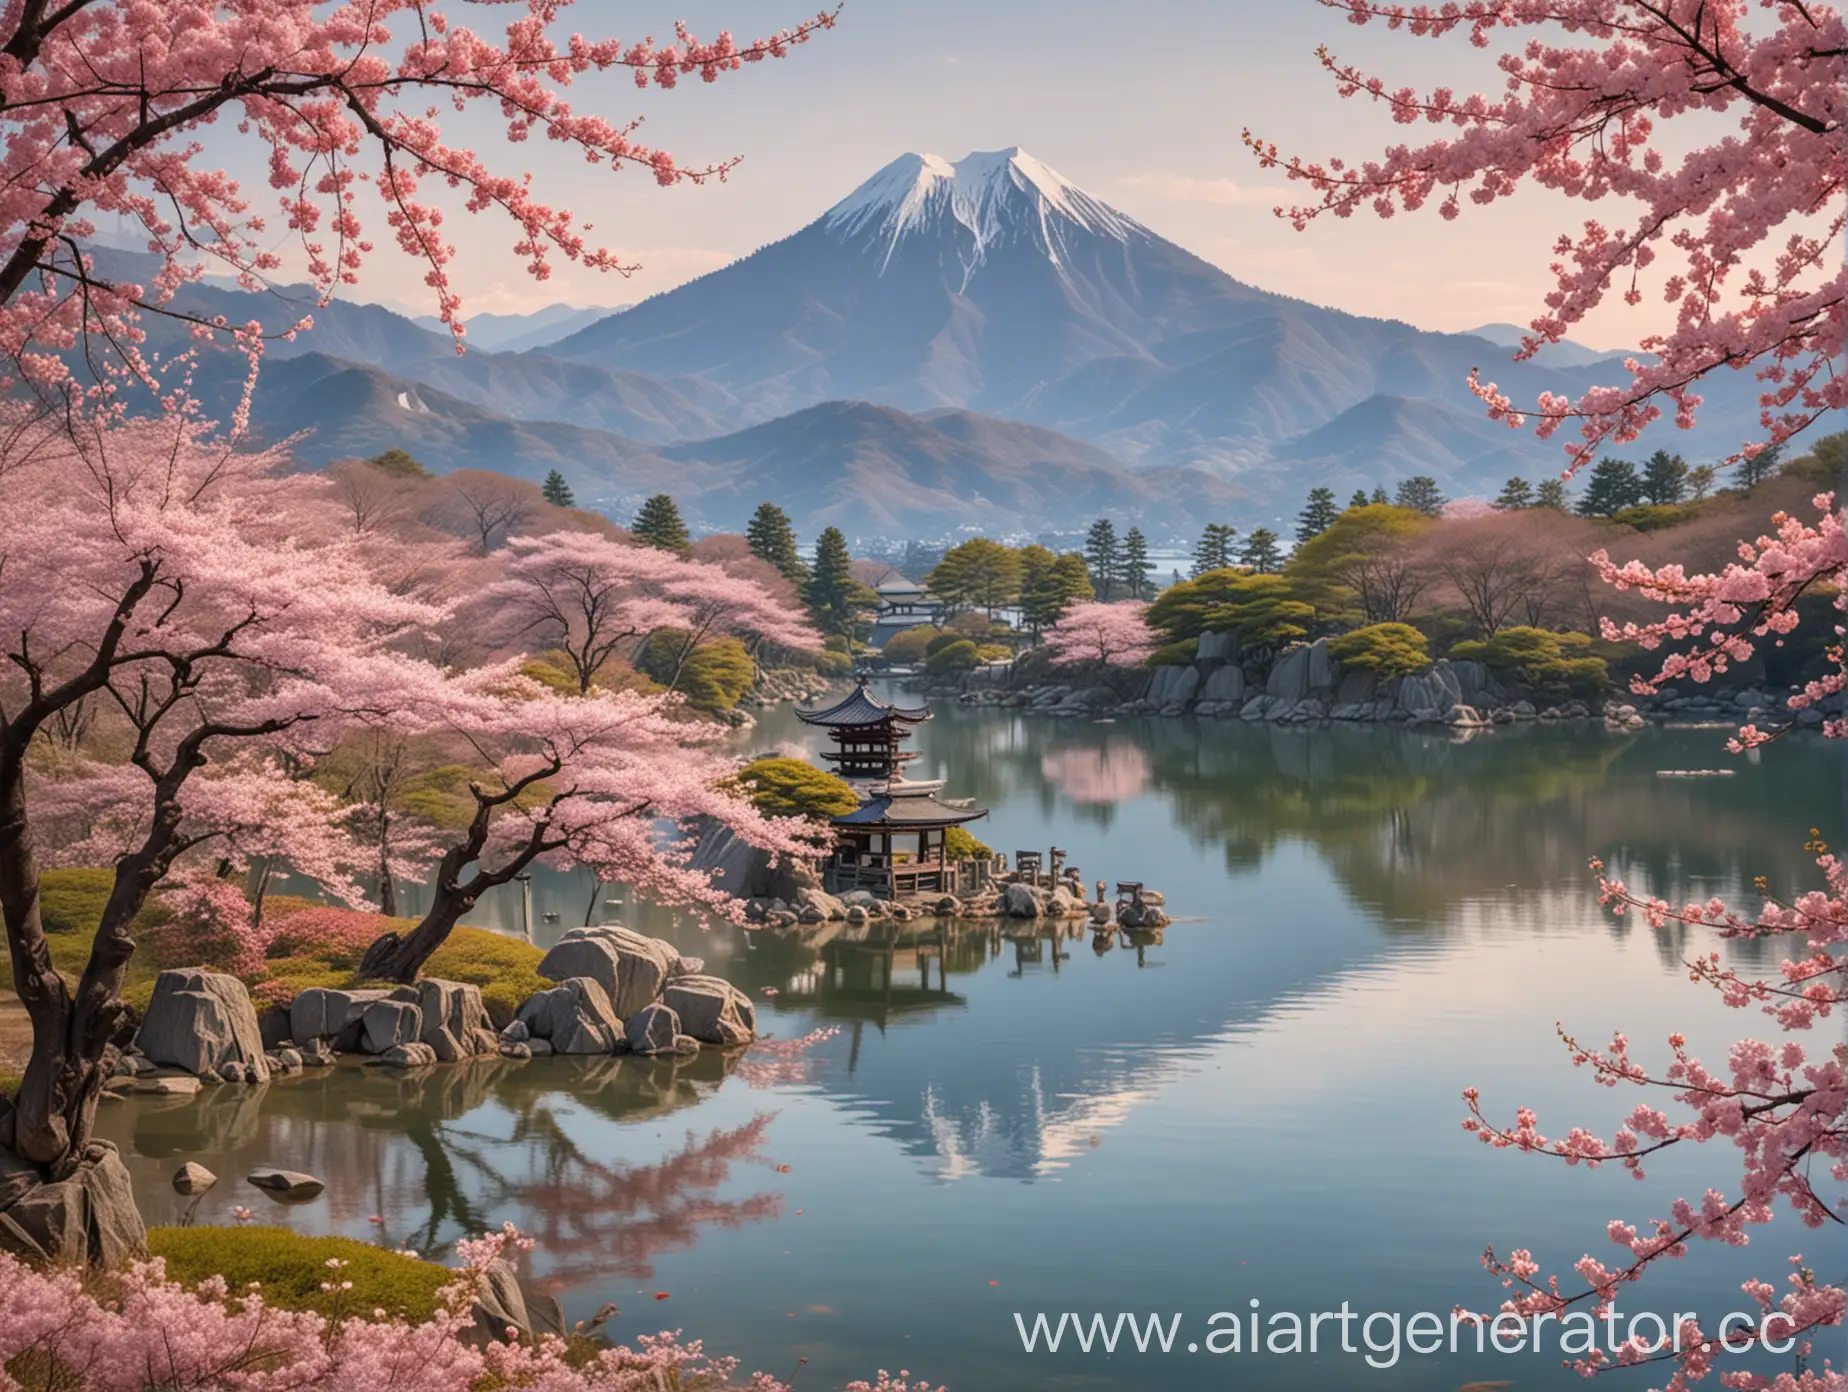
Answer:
[795,679,988,900]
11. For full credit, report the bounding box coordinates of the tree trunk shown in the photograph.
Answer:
[363,892,471,985]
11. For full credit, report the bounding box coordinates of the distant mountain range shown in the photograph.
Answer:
[71,148,1811,535]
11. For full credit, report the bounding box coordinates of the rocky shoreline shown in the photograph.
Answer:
[917,631,1841,732]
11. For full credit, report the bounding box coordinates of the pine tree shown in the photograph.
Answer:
[746,501,807,584]
[1493,477,1534,510]
[540,469,575,509]
[804,526,867,638]
[1240,526,1284,573]
[1084,518,1121,600]
[1119,527,1155,600]
[1348,489,1371,510]
[1534,477,1570,510]
[1370,485,1390,505]
[1021,553,1094,637]
[1686,463,1718,500]
[1190,522,1238,576]
[1641,450,1689,505]
[631,493,691,553]
[1575,457,1645,516]
[1734,442,1783,494]
[1393,475,1447,516]
[1295,486,1340,542]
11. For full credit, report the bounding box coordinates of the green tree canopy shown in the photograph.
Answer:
[1450,627,1609,698]
[1284,504,1433,624]
[927,538,1025,615]
[1295,486,1340,541]
[1348,489,1371,509]
[925,638,981,675]
[1083,518,1121,600]
[1240,526,1284,573]
[1370,485,1391,505]
[804,526,875,638]
[1393,475,1447,516]
[880,625,940,663]
[1020,551,1092,636]
[746,502,808,584]
[1576,457,1645,516]
[1640,450,1689,505]
[1534,477,1571,510]
[1147,569,1315,649]
[730,757,860,820]
[1733,441,1783,494]
[1493,477,1533,510]
[1191,522,1238,576]
[367,447,429,479]
[631,493,691,553]
[540,470,575,508]
[1119,527,1155,600]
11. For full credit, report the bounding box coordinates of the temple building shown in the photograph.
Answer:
[796,680,988,899]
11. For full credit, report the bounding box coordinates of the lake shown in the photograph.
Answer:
[96,695,1845,1390]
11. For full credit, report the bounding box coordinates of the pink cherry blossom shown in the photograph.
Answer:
[1041,602,1157,668]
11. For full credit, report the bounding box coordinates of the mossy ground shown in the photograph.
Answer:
[148,1225,454,1321]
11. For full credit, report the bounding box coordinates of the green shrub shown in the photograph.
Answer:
[1610,502,1703,532]
[637,631,756,710]
[1450,627,1610,698]
[880,625,940,664]
[975,643,1014,663]
[923,632,962,658]
[1326,623,1431,678]
[730,757,860,820]
[945,826,993,862]
[811,648,853,676]
[1147,571,1315,649]
[925,639,980,675]
[1148,637,1198,667]
[148,1226,454,1321]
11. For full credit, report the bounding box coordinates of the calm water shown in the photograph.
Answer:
[98,698,1846,1390]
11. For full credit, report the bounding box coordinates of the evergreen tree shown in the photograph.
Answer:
[1370,485,1390,505]
[1734,442,1783,494]
[1190,522,1238,577]
[540,469,575,509]
[1686,463,1718,500]
[1393,475,1448,516]
[1084,518,1121,600]
[1575,457,1645,516]
[746,502,807,584]
[1020,553,1094,637]
[1641,450,1689,505]
[1240,526,1284,573]
[631,493,691,553]
[1348,489,1371,510]
[1295,486,1340,542]
[1534,477,1571,510]
[367,447,429,479]
[1493,476,1534,510]
[804,526,870,638]
[1118,527,1155,600]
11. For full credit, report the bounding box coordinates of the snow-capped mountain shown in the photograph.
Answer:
[544,146,1777,489]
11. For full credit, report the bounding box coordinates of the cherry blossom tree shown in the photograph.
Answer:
[1041,601,1157,668]
[1254,7,1848,1386]
[0,411,445,1171]
[0,0,836,398]
[358,672,823,983]
[1244,0,1845,468]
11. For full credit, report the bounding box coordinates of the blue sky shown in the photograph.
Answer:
[171,1,1745,347]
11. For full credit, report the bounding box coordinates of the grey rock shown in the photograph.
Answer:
[538,925,678,1017]
[135,969,270,1083]
[499,1019,530,1044]
[360,999,423,1055]
[257,1004,294,1051]
[133,1074,201,1096]
[625,1002,682,1055]
[1200,664,1246,704]
[661,974,756,1046]
[289,987,391,1051]
[274,1048,303,1073]
[1333,669,1377,706]
[376,1042,437,1068]
[1195,630,1238,664]
[216,1062,248,1084]
[0,1142,145,1267]
[526,1037,555,1057]
[516,977,622,1054]
[838,890,879,908]
[934,895,963,916]
[298,1039,336,1067]
[171,1162,217,1196]
[999,882,1042,918]
[499,1042,533,1060]
[793,886,847,921]
[845,905,870,925]
[671,954,705,978]
[673,1034,703,1056]
[410,979,497,1059]
[246,1167,325,1202]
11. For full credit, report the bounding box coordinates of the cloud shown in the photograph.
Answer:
[1118,172,1284,207]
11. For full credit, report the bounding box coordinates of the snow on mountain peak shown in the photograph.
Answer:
[823,147,1143,277]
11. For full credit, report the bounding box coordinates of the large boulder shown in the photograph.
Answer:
[516,977,622,1054]
[247,1168,325,1203]
[360,999,422,1055]
[1195,630,1238,664]
[462,1258,566,1349]
[999,882,1042,919]
[1267,639,1333,702]
[661,975,755,1046]
[793,886,848,922]
[135,969,270,1083]
[290,987,392,1052]
[625,1001,681,1055]
[0,1142,145,1266]
[539,926,677,1017]
[405,979,498,1060]
[1200,664,1245,704]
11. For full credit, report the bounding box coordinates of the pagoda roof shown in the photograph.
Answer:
[832,792,988,828]
[796,680,932,728]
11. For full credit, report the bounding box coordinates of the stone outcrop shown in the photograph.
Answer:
[247,1167,326,1202]
[172,1162,217,1196]
[661,975,755,1046]
[361,999,422,1054]
[290,987,392,1052]
[539,926,678,1018]
[0,1142,146,1266]
[399,979,498,1061]
[515,977,623,1054]
[135,969,270,1083]
[624,1001,681,1055]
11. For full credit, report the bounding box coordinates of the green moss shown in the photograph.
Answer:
[39,867,116,934]
[420,927,547,1029]
[1148,638,1198,667]
[147,1226,454,1321]
[945,826,993,862]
